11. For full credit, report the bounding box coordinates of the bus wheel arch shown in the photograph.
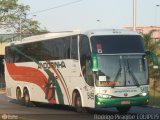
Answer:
[16,87,22,100]
[72,89,84,112]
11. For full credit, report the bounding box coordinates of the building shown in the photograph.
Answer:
[125,26,160,41]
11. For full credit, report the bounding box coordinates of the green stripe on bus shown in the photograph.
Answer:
[57,69,71,102]
[56,80,64,104]
[45,69,64,104]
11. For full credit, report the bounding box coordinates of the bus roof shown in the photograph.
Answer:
[83,29,139,37]
[6,29,140,46]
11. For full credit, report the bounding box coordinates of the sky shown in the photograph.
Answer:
[18,0,160,32]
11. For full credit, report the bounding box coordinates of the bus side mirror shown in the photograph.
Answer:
[91,54,98,71]
[146,51,159,69]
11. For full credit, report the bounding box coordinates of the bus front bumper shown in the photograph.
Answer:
[95,96,149,108]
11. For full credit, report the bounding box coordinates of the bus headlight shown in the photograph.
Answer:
[97,94,112,98]
[140,93,147,96]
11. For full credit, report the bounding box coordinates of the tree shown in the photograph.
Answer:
[142,30,160,79]
[22,19,49,36]
[142,30,159,51]
[0,0,49,38]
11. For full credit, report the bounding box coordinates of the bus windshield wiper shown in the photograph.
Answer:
[111,59,122,88]
[127,60,140,87]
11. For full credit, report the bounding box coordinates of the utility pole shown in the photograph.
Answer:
[155,5,160,26]
[133,0,136,31]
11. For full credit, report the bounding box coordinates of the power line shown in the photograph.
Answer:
[29,0,83,15]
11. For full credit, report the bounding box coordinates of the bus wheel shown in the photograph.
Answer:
[24,89,31,106]
[74,92,84,112]
[116,106,131,113]
[16,88,22,101]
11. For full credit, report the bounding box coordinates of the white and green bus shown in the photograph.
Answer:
[4,29,157,113]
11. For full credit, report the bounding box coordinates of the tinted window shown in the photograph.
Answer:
[91,35,145,54]
[5,36,72,63]
[71,36,78,60]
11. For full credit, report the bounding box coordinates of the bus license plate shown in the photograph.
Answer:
[121,101,130,105]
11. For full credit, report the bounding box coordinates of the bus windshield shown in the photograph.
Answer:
[91,35,145,54]
[96,55,148,87]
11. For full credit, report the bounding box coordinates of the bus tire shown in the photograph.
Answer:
[16,87,22,101]
[73,91,85,112]
[116,106,131,113]
[23,89,32,107]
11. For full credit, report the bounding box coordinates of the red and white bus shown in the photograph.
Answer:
[4,29,157,113]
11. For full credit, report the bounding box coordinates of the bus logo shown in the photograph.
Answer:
[38,61,66,69]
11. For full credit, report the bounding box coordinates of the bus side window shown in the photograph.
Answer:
[65,37,71,59]
[5,47,11,63]
[71,36,78,60]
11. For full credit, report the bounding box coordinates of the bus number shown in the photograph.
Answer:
[87,92,94,100]
[140,86,149,93]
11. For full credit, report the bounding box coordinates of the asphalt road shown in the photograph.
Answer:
[0,92,160,120]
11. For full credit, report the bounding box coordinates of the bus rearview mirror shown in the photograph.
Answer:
[148,51,159,69]
[91,54,98,71]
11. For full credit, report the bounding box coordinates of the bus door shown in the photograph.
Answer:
[79,35,94,107]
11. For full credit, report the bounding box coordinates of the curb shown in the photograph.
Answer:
[141,105,160,109]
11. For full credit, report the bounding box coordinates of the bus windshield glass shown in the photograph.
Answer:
[96,55,148,87]
[91,35,145,54]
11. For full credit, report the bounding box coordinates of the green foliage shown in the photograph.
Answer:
[0,0,49,37]
[142,30,160,79]
[142,30,159,51]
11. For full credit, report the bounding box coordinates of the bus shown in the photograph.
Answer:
[4,29,158,113]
